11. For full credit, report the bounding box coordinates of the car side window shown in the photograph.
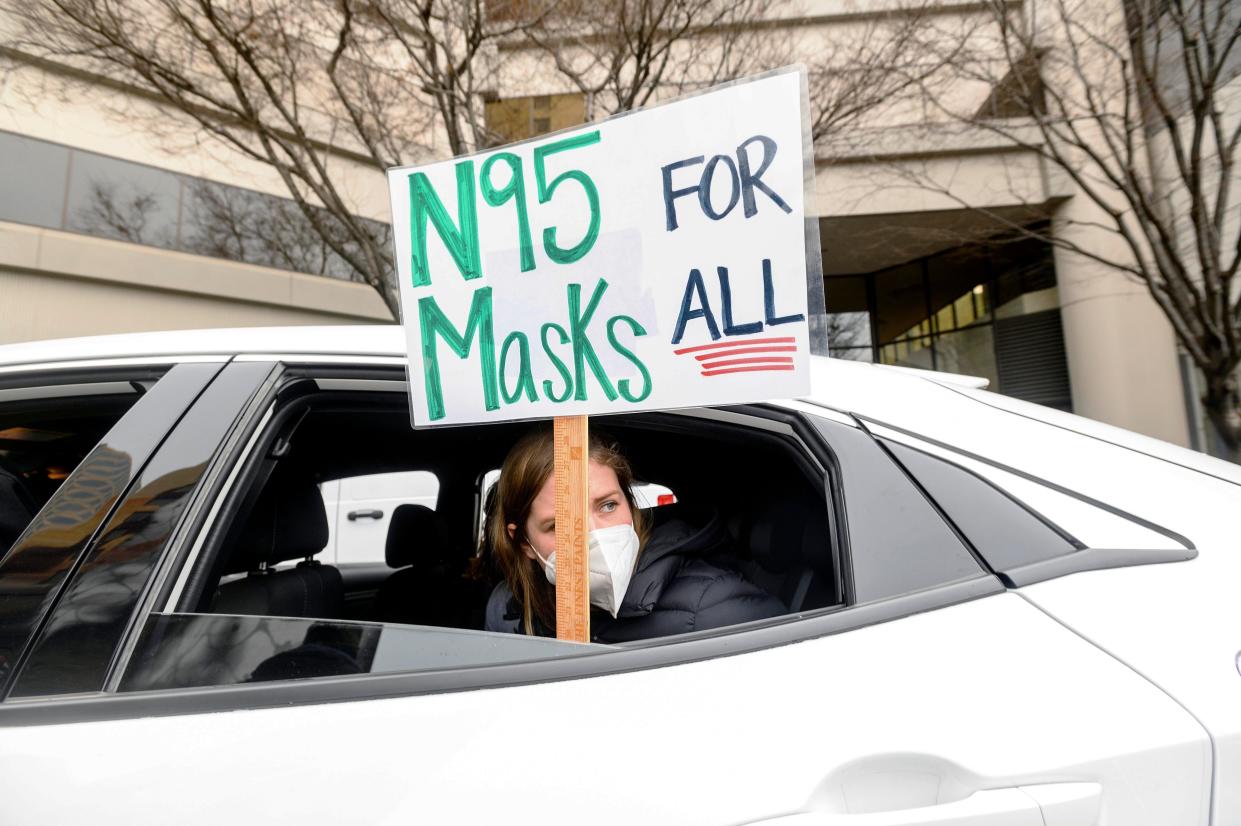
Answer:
[1,368,1013,709]
[0,377,153,557]
[808,416,987,603]
[860,423,1194,587]
[119,613,594,692]
[880,438,1080,572]
[0,363,233,699]
[103,380,853,693]
[0,359,1029,714]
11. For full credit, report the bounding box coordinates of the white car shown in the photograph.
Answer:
[0,325,1238,826]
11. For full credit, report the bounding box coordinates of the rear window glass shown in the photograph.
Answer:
[882,439,1079,572]
[0,380,147,557]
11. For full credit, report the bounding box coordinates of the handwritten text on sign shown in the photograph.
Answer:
[387,69,812,426]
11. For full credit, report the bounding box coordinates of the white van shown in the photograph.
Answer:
[319,470,440,566]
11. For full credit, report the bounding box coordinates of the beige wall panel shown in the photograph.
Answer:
[1052,215,1191,447]
[0,270,388,345]
[0,221,392,324]
[815,149,1056,217]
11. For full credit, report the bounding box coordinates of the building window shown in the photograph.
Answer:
[0,130,388,284]
[974,51,1047,120]
[484,93,586,144]
[825,228,1073,411]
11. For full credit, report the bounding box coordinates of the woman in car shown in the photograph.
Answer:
[481,427,784,642]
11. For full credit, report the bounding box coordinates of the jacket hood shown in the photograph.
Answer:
[616,504,729,618]
[484,504,736,635]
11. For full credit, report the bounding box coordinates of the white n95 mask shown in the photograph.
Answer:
[533,523,641,618]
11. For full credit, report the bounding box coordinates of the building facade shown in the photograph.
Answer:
[2,0,1232,454]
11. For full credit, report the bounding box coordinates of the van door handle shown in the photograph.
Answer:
[347,509,384,521]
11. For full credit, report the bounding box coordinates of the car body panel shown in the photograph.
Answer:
[1019,562,1241,825]
[0,594,1210,825]
[799,358,1241,824]
[0,326,1233,822]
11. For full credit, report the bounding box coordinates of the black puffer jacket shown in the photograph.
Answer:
[485,507,785,643]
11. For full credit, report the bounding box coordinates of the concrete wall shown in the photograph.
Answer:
[0,221,393,345]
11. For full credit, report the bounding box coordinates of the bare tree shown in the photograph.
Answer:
[805,4,956,142]
[182,179,390,279]
[888,0,1241,458]
[519,0,786,119]
[1,0,528,317]
[75,182,168,247]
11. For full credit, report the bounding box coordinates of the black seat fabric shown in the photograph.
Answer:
[383,504,452,570]
[0,462,37,558]
[212,476,344,620]
[734,496,835,612]
[374,504,486,628]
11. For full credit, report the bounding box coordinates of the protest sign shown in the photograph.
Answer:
[386,66,822,428]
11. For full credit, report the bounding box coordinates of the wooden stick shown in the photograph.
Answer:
[553,415,590,642]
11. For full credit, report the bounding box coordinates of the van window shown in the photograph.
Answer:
[320,470,440,566]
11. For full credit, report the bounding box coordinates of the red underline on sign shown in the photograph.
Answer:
[699,356,796,370]
[702,364,797,377]
[673,336,796,355]
[694,345,796,361]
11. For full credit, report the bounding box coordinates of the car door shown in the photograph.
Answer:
[0,364,1210,826]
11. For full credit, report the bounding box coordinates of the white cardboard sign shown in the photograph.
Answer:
[387,68,814,427]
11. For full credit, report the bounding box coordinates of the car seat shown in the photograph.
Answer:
[730,495,836,612]
[211,475,344,620]
[0,459,37,557]
[374,504,489,628]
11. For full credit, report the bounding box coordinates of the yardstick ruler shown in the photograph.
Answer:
[553,415,590,642]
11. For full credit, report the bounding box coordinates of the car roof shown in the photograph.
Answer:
[4,324,1237,488]
[0,325,410,367]
[0,324,987,387]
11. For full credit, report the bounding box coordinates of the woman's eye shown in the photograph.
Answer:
[600,500,617,513]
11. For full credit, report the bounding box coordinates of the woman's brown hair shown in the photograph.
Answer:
[481,426,648,635]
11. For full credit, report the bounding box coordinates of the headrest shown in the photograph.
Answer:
[745,497,830,573]
[385,504,452,569]
[230,476,328,572]
[643,501,713,533]
[0,464,36,556]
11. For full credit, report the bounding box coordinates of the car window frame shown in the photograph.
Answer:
[0,360,224,699]
[0,360,1005,724]
[857,415,1199,587]
[5,361,280,700]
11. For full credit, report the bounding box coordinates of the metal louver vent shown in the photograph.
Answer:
[994,309,1073,411]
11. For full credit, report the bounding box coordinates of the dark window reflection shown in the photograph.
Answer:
[824,275,874,360]
[0,133,70,229]
[120,613,596,692]
[9,362,270,698]
[180,180,388,281]
[0,129,391,286]
[823,227,1072,411]
[66,152,181,249]
[0,365,214,697]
